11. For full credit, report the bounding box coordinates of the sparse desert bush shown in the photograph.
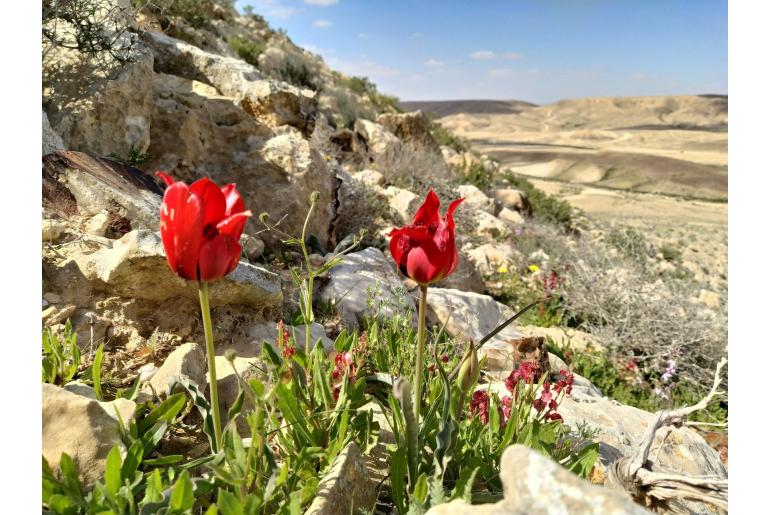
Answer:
[228,35,265,66]
[462,161,494,190]
[326,87,376,129]
[136,0,222,29]
[270,51,319,90]
[500,220,727,399]
[659,243,683,262]
[605,226,654,263]
[430,121,471,153]
[502,172,573,228]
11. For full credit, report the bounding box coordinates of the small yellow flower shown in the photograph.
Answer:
[528,264,540,273]
[497,265,509,274]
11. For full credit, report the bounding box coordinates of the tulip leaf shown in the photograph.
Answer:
[92,344,104,401]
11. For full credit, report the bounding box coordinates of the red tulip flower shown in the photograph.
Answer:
[156,172,252,282]
[388,189,463,285]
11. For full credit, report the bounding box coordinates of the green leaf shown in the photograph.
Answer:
[92,344,104,401]
[567,443,600,478]
[204,505,219,515]
[260,340,281,366]
[227,388,245,423]
[216,489,243,515]
[410,473,429,504]
[143,454,183,466]
[121,441,144,483]
[137,393,185,435]
[141,468,164,505]
[450,465,479,502]
[389,447,407,515]
[169,470,194,512]
[104,446,123,496]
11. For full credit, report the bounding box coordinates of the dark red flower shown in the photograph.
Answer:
[388,189,463,285]
[469,390,490,424]
[156,172,251,281]
[505,361,542,393]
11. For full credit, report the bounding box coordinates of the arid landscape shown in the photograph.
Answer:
[406,95,729,291]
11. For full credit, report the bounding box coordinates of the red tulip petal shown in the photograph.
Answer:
[190,177,226,228]
[217,210,252,239]
[221,183,246,216]
[412,189,440,227]
[155,171,176,187]
[405,244,447,285]
[444,198,464,228]
[159,182,203,280]
[198,233,241,281]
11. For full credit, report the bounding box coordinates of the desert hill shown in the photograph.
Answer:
[399,99,537,117]
[433,94,728,200]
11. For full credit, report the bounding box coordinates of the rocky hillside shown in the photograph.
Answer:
[42,2,727,513]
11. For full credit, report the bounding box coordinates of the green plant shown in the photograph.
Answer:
[142,0,216,29]
[430,122,470,153]
[42,321,81,386]
[228,35,265,67]
[462,162,493,190]
[503,173,573,228]
[659,243,682,262]
[272,53,318,90]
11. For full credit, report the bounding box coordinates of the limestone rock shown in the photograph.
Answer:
[465,242,519,277]
[426,289,521,371]
[698,289,721,309]
[241,235,265,261]
[42,219,67,242]
[145,31,316,133]
[43,111,65,155]
[352,169,385,187]
[498,207,525,226]
[354,119,403,170]
[77,230,282,309]
[376,110,442,155]
[85,211,112,237]
[42,384,128,486]
[383,186,420,224]
[490,188,532,215]
[44,36,153,158]
[305,442,376,515]
[320,248,415,330]
[148,342,207,395]
[475,211,509,239]
[43,151,163,232]
[456,184,496,214]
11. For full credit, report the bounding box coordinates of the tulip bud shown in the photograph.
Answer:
[224,349,237,363]
[457,341,480,393]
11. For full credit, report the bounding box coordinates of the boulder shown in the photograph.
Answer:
[383,186,420,224]
[42,384,132,486]
[490,188,532,215]
[145,31,316,133]
[43,111,65,155]
[241,235,265,261]
[434,250,486,294]
[42,219,67,242]
[498,207,525,226]
[465,242,519,277]
[456,184,496,214]
[376,110,442,155]
[320,248,416,330]
[426,445,651,515]
[43,151,163,232]
[77,230,282,309]
[354,119,404,170]
[147,74,335,246]
[43,33,153,158]
[305,442,377,515]
[425,288,523,375]
[352,169,385,187]
[475,211,509,239]
[148,342,208,395]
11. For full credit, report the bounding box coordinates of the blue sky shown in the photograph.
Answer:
[235,0,727,104]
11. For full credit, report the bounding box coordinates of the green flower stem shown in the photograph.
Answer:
[414,284,428,425]
[198,281,223,452]
[300,194,318,356]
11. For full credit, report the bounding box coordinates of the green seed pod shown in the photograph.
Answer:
[310,191,320,204]
[457,341,480,393]
[224,349,237,363]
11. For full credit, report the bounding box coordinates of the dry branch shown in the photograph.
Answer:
[607,357,728,511]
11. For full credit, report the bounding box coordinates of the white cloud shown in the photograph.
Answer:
[503,52,523,60]
[488,68,516,77]
[470,50,496,60]
[301,43,336,56]
[425,59,445,68]
[303,0,339,5]
[313,19,333,28]
[255,0,301,19]
[326,56,400,78]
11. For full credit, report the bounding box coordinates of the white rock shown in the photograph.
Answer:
[490,188,530,214]
[465,242,518,277]
[42,219,66,242]
[354,119,404,170]
[456,184,496,214]
[42,111,65,155]
[475,211,508,239]
[320,247,416,330]
[383,186,420,224]
[148,342,207,395]
[498,207,524,226]
[85,211,112,237]
[352,169,385,187]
